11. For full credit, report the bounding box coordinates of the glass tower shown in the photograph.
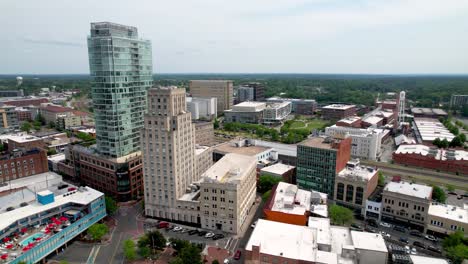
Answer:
[87,22,153,158]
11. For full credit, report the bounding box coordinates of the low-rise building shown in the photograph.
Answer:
[2,133,44,151]
[186,97,217,120]
[362,116,383,128]
[47,153,66,172]
[260,163,295,183]
[427,203,468,237]
[410,255,449,264]
[266,97,317,115]
[56,114,81,130]
[262,101,292,125]
[450,95,468,108]
[213,139,273,164]
[250,139,297,166]
[325,125,383,161]
[0,97,48,107]
[393,144,468,175]
[336,116,362,128]
[224,101,265,124]
[334,160,379,214]
[193,121,214,146]
[411,108,448,119]
[381,181,433,231]
[39,104,74,124]
[0,105,19,132]
[321,104,356,120]
[199,153,257,234]
[413,118,455,144]
[0,148,48,183]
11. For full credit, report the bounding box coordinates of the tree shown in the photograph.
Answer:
[178,243,202,264]
[378,171,385,186]
[443,231,468,264]
[212,260,220,264]
[169,237,191,252]
[76,132,94,141]
[213,118,219,129]
[33,120,42,131]
[48,121,56,129]
[169,258,184,264]
[87,223,109,241]
[462,105,468,117]
[447,185,456,192]
[459,133,466,143]
[432,138,442,148]
[35,113,45,125]
[47,149,58,156]
[329,205,354,226]
[105,196,118,215]
[258,175,282,193]
[123,239,137,261]
[432,186,446,203]
[262,190,272,202]
[59,261,69,264]
[21,122,32,132]
[450,137,463,147]
[441,138,449,148]
[139,231,166,251]
[138,246,151,258]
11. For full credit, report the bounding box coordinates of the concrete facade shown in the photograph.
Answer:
[189,80,233,114]
[193,121,215,146]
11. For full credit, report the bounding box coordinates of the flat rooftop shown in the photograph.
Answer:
[384,181,432,200]
[201,153,256,184]
[428,203,468,224]
[411,108,448,116]
[323,104,355,110]
[246,219,318,262]
[337,116,361,124]
[268,182,311,215]
[214,141,271,156]
[47,153,66,162]
[410,255,449,264]
[414,118,455,142]
[260,163,295,175]
[308,217,331,246]
[350,231,388,253]
[195,145,211,156]
[0,133,42,143]
[362,116,383,125]
[251,139,297,157]
[395,144,468,161]
[0,172,63,194]
[299,137,337,149]
[337,164,377,182]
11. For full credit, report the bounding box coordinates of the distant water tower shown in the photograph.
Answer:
[16,76,23,87]
[398,91,406,125]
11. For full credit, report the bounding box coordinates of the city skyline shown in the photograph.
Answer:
[1,0,468,74]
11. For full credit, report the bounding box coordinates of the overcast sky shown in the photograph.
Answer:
[1,0,468,74]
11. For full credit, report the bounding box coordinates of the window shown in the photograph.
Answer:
[336,183,344,200]
[346,185,354,202]
[355,187,364,205]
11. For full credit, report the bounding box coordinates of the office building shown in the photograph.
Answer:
[325,125,383,161]
[381,181,432,231]
[56,114,81,130]
[242,82,265,101]
[245,218,388,264]
[334,160,379,214]
[321,104,356,120]
[2,133,44,151]
[237,86,255,102]
[189,80,233,114]
[213,139,273,163]
[260,163,295,183]
[427,203,468,237]
[361,116,383,128]
[411,108,448,119]
[266,97,317,115]
[224,101,265,124]
[193,121,215,146]
[142,87,198,221]
[0,90,24,97]
[336,116,362,128]
[413,118,455,143]
[296,136,351,197]
[88,22,152,158]
[199,153,257,234]
[250,139,297,166]
[39,104,74,125]
[450,95,468,108]
[0,105,19,132]
[186,97,217,120]
[393,144,468,175]
[0,174,106,264]
[263,101,292,125]
[0,148,48,184]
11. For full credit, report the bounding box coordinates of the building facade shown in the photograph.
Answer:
[237,86,255,103]
[193,121,215,146]
[88,22,152,158]
[266,97,317,115]
[39,104,74,125]
[242,82,265,101]
[427,203,468,237]
[186,97,217,120]
[224,102,265,124]
[189,80,233,114]
[296,136,351,197]
[381,181,432,231]
[321,104,356,120]
[263,102,292,125]
[0,148,48,183]
[450,95,468,108]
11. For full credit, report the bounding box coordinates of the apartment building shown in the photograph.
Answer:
[325,125,383,161]
[199,153,257,234]
[39,104,74,125]
[0,148,48,183]
[334,160,379,214]
[296,136,351,197]
[189,80,233,114]
[381,181,433,231]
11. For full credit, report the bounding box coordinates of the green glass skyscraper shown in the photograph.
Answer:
[87,22,152,158]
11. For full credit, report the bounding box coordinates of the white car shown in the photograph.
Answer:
[205,232,215,238]
[172,226,183,232]
[380,231,391,238]
[380,222,392,228]
[251,220,258,229]
[425,235,437,242]
[411,247,417,255]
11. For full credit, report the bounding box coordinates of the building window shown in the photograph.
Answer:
[346,185,354,202]
[355,187,363,205]
[336,183,344,200]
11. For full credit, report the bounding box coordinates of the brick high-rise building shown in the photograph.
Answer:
[296,136,351,197]
[189,80,233,114]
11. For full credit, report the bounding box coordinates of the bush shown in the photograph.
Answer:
[329,205,354,226]
[123,239,137,261]
[432,186,446,203]
[87,223,109,241]
[258,175,282,193]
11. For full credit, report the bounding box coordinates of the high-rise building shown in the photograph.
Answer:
[189,80,233,114]
[142,87,197,220]
[237,86,255,103]
[296,136,351,197]
[450,94,468,108]
[88,22,152,158]
[243,82,265,101]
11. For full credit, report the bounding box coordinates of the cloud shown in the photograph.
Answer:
[21,37,84,47]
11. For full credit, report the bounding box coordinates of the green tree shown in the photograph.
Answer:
[178,243,202,264]
[450,136,463,147]
[139,231,166,252]
[76,132,94,141]
[462,105,468,117]
[443,231,468,264]
[446,185,456,192]
[169,258,184,264]
[441,138,449,148]
[47,149,57,156]
[48,121,56,129]
[0,144,4,152]
[138,246,151,258]
[258,175,282,193]
[59,261,69,264]
[378,171,385,186]
[432,186,447,203]
[123,239,137,261]
[329,205,354,226]
[21,122,32,132]
[169,237,191,252]
[212,260,220,264]
[105,196,118,215]
[262,190,272,202]
[432,138,442,148]
[35,113,45,125]
[33,120,42,130]
[87,223,109,241]
[459,133,466,143]
[213,118,219,129]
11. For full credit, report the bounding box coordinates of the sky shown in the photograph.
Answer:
[1,0,468,74]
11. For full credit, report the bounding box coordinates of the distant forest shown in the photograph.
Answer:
[1,74,467,108]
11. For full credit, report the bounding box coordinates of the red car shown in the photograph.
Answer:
[157,222,169,229]
[233,250,242,260]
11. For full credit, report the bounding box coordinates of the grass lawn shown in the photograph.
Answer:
[287,119,328,132]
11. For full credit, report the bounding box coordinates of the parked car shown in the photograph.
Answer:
[213,234,225,240]
[399,237,409,244]
[205,232,215,238]
[380,222,392,228]
[233,250,242,260]
[251,220,258,229]
[380,231,391,238]
[409,230,422,237]
[410,247,417,255]
[413,241,426,249]
[425,235,437,242]
[172,226,183,232]
[188,230,199,235]
[364,227,376,233]
[366,219,379,228]
[393,226,406,233]
[448,191,457,195]
[198,231,208,236]
[427,246,442,254]
[157,222,169,229]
